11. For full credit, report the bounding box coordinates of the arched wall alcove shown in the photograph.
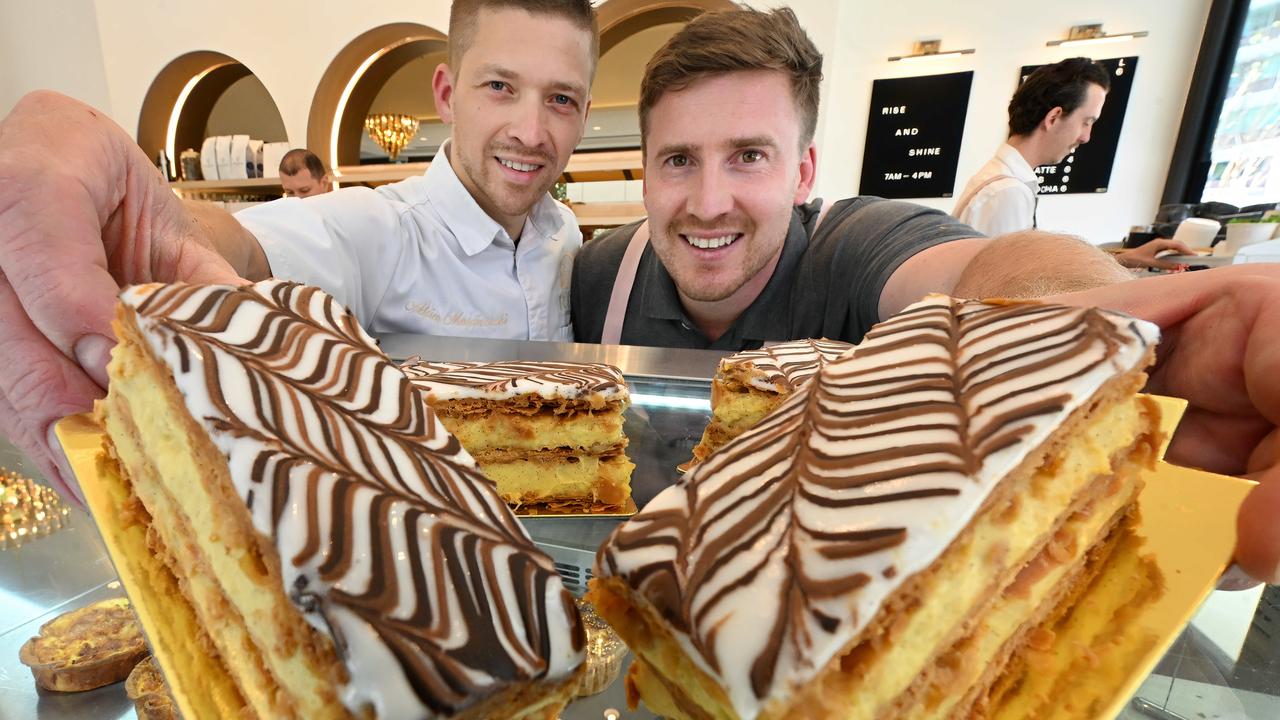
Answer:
[137,51,287,163]
[305,23,447,171]
[596,0,740,55]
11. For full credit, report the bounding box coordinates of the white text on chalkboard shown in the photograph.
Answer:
[909,147,941,156]
[882,105,907,114]
[895,128,919,136]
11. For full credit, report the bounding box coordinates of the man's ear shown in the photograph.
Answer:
[432,63,457,123]
[1042,106,1064,131]
[793,141,818,205]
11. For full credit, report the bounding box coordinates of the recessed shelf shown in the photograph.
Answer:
[171,149,644,193]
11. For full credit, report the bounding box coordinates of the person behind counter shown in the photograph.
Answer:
[277,149,332,198]
[953,57,1108,237]
[0,0,598,502]
[569,7,1280,587]
[953,57,1192,271]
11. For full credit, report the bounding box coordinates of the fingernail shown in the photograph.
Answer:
[45,424,86,508]
[74,333,115,390]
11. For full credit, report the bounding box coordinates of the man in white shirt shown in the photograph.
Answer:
[954,58,1109,236]
[242,136,580,340]
[238,0,595,341]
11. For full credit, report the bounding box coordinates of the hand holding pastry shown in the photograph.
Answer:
[0,91,243,500]
[1048,265,1280,583]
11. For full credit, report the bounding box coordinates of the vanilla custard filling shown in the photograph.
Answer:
[105,341,336,717]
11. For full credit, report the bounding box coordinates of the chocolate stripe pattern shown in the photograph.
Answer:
[721,339,854,393]
[122,280,584,718]
[401,359,629,403]
[596,295,1157,720]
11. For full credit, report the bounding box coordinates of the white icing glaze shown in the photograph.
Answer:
[719,339,854,394]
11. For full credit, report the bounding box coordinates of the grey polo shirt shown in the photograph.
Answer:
[570,197,980,350]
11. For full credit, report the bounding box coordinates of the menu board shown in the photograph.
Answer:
[1019,56,1138,195]
[858,71,974,199]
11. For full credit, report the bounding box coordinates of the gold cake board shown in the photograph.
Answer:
[57,394,1258,719]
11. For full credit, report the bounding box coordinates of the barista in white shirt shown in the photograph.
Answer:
[238,0,598,341]
[954,58,1109,237]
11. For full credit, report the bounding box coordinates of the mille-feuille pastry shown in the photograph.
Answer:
[96,280,585,719]
[686,339,852,468]
[402,359,633,510]
[18,597,147,692]
[591,295,1162,720]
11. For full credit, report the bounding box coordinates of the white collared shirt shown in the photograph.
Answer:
[954,143,1040,237]
[235,143,580,341]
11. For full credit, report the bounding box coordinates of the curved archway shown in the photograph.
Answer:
[596,0,739,56]
[138,51,287,165]
[306,23,447,171]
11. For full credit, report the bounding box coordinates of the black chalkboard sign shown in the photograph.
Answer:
[1019,57,1137,195]
[858,71,974,199]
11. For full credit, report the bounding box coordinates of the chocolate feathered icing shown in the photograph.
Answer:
[401,360,629,404]
[719,339,854,393]
[595,295,1158,720]
[121,280,584,718]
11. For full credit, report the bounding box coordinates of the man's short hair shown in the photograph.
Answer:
[448,0,599,74]
[1008,58,1111,137]
[279,149,326,180]
[639,8,823,151]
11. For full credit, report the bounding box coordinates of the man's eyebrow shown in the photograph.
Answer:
[474,63,518,80]
[727,135,779,150]
[548,80,588,97]
[651,142,695,158]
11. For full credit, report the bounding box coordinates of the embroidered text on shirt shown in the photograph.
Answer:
[405,302,509,327]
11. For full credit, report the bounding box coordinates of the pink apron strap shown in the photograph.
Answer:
[601,221,650,345]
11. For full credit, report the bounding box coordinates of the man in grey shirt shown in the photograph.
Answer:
[572,8,1129,350]
[574,197,975,348]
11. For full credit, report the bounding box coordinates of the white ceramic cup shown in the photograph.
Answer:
[1217,222,1277,257]
[1172,217,1221,249]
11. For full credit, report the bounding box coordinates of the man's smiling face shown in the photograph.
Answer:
[643,69,815,303]
[434,6,594,233]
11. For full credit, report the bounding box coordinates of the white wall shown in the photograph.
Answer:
[814,0,1212,244]
[0,0,112,117]
[3,0,1210,245]
[88,0,453,150]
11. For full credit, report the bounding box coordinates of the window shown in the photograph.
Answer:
[1201,0,1280,206]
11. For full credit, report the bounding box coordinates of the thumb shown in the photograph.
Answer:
[85,243,247,385]
[1234,467,1280,584]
